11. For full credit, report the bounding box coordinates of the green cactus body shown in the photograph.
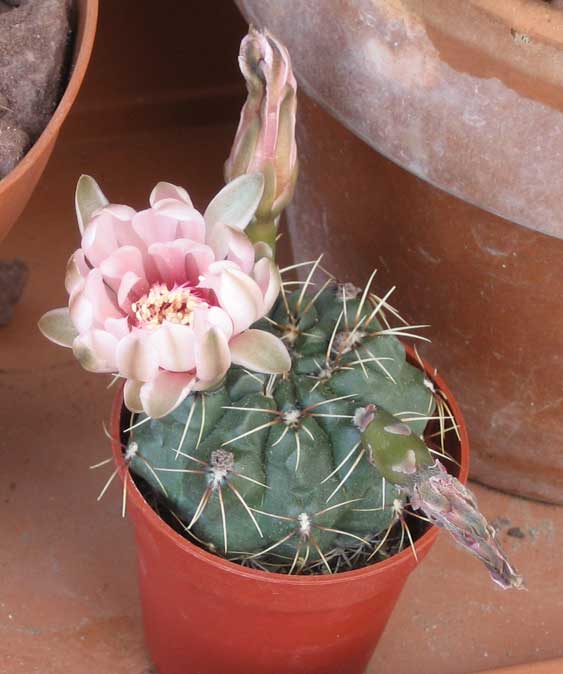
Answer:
[129,282,436,569]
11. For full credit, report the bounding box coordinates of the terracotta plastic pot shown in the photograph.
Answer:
[0,0,98,244]
[110,349,469,674]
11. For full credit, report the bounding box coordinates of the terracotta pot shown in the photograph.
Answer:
[0,0,98,244]
[110,349,469,674]
[236,0,563,504]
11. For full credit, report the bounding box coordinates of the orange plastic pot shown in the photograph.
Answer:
[0,0,98,244]
[110,350,469,674]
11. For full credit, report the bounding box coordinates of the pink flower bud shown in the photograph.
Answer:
[225,27,298,224]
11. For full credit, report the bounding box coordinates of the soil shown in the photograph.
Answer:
[0,0,72,179]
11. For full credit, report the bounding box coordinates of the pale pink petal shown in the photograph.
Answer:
[117,271,149,312]
[150,182,192,208]
[214,268,264,333]
[132,209,178,246]
[104,316,130,340]
[205,306,233,339]
[116,332,160,382]
[83,269,123,323]
[81,212,119,267]
[194,325,231,382]
[38,307,77,347]
[148,239,193,286]
[176,208,206,243]
[124,379,144,413]
[100,246,146,291]
[100,204,137,221]
[140,371,195,418]
[252,256,281,313]
[65,250,89,295]
[69,288,94,333]
[204,173,264,231]
[230,329,291,374]
[72,331,117,373]
[81,329,119,369]
[155,321,196,372]
[225,225,255,273]
[184,243,215,283]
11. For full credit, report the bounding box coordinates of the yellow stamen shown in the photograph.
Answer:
[132,283,204,328]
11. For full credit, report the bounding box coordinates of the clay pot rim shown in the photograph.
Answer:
[111,344,470,587]
[0,0,98,192]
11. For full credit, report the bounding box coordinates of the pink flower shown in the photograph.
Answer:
[39,174,290,418]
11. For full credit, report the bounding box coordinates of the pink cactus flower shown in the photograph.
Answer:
[39,174,290,418]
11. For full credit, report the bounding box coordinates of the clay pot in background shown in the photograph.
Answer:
[111,352,469,674]
[0,0,98,244]
[236,0,563,504]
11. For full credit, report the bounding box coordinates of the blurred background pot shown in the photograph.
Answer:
[0,0,98,244]
[111,349,469,674]
[236,0,563,504]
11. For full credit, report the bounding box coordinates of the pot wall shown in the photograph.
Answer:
[0,0,98,243]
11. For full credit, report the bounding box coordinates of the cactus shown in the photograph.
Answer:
[127,274,521,587]
[128,276,429,564]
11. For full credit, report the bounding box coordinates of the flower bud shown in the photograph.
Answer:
[225,27,298,237]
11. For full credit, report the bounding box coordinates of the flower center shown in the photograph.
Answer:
[132,283,204,328]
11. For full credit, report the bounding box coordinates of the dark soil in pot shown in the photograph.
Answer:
[0,0,73,178]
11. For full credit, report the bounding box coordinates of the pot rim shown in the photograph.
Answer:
[111,344,469,587]
[0,0,99,192]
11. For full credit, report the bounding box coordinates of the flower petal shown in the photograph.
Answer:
[140,371,195,419]
[117,271,149,312]
[205,306,233,340]
[204,173,264,232]
[252,256,281,313]
[104,316,130,340]
[75,175,109,235]
[82,212,119,267]
[214,267,264,333]
[116,332,160,382]
[194,324,231,382]
[72,330,118,373]
[100,246,146,290]
[150,182,192,208]
[82,269,122,324]
[225,225,255,273]
[155,321,196,372]
[65,250,89,295]
[230,329,291,374]
[68,288,94,333]
[38,307,78,347]
[132,209,178,246]
[124,379,144,413]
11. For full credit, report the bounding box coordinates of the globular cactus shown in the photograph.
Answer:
[129,276,429,568]
[127,274,521,586]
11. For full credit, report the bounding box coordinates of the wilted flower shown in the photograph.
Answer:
[410,461,524,590]
[39,174,290,418]
[225,27,298,244]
